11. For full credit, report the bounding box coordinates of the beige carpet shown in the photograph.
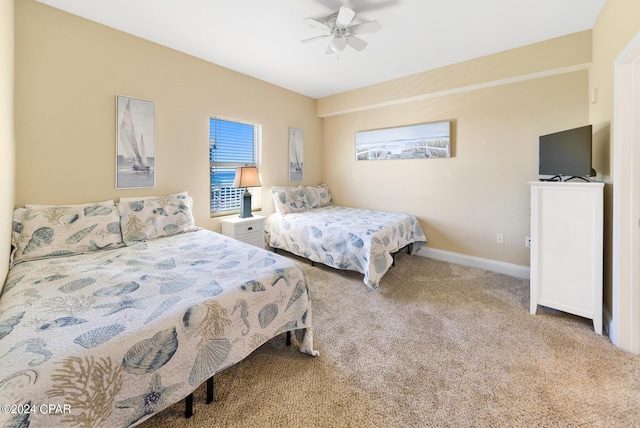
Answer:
[139,252,640,428]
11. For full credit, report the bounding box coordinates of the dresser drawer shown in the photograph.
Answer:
[220,215,265,249]
[231,218,263,237]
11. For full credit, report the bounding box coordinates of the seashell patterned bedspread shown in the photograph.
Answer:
[0,229,317,427]
[265,205,427,290]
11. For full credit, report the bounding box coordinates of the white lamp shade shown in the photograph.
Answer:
[330,36,347,53]
[233,166,261,188]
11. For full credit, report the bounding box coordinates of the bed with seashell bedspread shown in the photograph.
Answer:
[267,184,427,290]
[0,195,317,428]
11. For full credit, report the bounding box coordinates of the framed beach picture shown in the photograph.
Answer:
[116,95,156,189]
[356,121,451,161]
[289,127,304,181]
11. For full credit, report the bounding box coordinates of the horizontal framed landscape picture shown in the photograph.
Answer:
[356,121,451,161]
[116,95,156,189]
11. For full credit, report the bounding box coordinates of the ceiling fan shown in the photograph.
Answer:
[301,6,381,54]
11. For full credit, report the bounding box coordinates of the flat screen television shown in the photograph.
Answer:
[539,125,594,179]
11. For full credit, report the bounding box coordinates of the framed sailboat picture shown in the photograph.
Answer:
[116,95,156,189]
[289,127,303,181]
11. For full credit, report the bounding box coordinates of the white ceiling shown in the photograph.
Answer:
[35,0,606,99]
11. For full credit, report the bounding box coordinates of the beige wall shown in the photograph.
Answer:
[318,31,591,118]
[320,34,592,267]
[590,0,640,328]
[1,0,15,282]
[14,0,322,232]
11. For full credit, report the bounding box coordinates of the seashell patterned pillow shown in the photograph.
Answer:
[10,200,123,267]
[303,184,332,208]
[118,192,197,245]
[271,185,310,214]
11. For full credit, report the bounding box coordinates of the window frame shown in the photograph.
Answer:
[209,114,262,217]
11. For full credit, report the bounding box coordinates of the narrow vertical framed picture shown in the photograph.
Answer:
[289,127,304,181]
[116,95,156,189]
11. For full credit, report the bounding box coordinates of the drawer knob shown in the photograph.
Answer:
[247,226,253,231]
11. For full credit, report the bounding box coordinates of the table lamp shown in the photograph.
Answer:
[233,166,261,218]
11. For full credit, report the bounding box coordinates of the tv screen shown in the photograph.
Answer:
[539,125,593,178]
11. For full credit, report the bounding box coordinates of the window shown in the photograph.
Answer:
[209,116,262,216]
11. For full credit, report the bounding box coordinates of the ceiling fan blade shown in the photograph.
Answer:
[304,17,329,31]
[347,36,368,51]
[350,20,380,35]
[301,35,330,44]
[336,6,356,27]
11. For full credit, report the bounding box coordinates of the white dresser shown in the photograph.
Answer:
[220,215,265,249]
[529,181,604,334]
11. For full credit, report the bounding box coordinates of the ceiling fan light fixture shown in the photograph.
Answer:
[302,6,380,55]
[330,36,347,52]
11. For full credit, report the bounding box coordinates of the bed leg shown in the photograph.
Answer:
[408,243,413,254]
[392,253,396,267]
[311,260,315,267]
[185,393,193,418]
[286,330,292,346]
[206,377,214,404]
[273,248,278,253]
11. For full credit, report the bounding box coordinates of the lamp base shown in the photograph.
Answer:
[239,189,253,218]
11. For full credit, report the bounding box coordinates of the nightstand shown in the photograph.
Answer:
[220,215,265,249]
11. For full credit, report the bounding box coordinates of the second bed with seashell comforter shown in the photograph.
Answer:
[0,229,317,427]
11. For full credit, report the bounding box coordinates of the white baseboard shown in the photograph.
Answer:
[416,247,530,279]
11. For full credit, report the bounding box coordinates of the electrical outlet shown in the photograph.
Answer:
[496,233,504,244]
[526,236,532,248]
